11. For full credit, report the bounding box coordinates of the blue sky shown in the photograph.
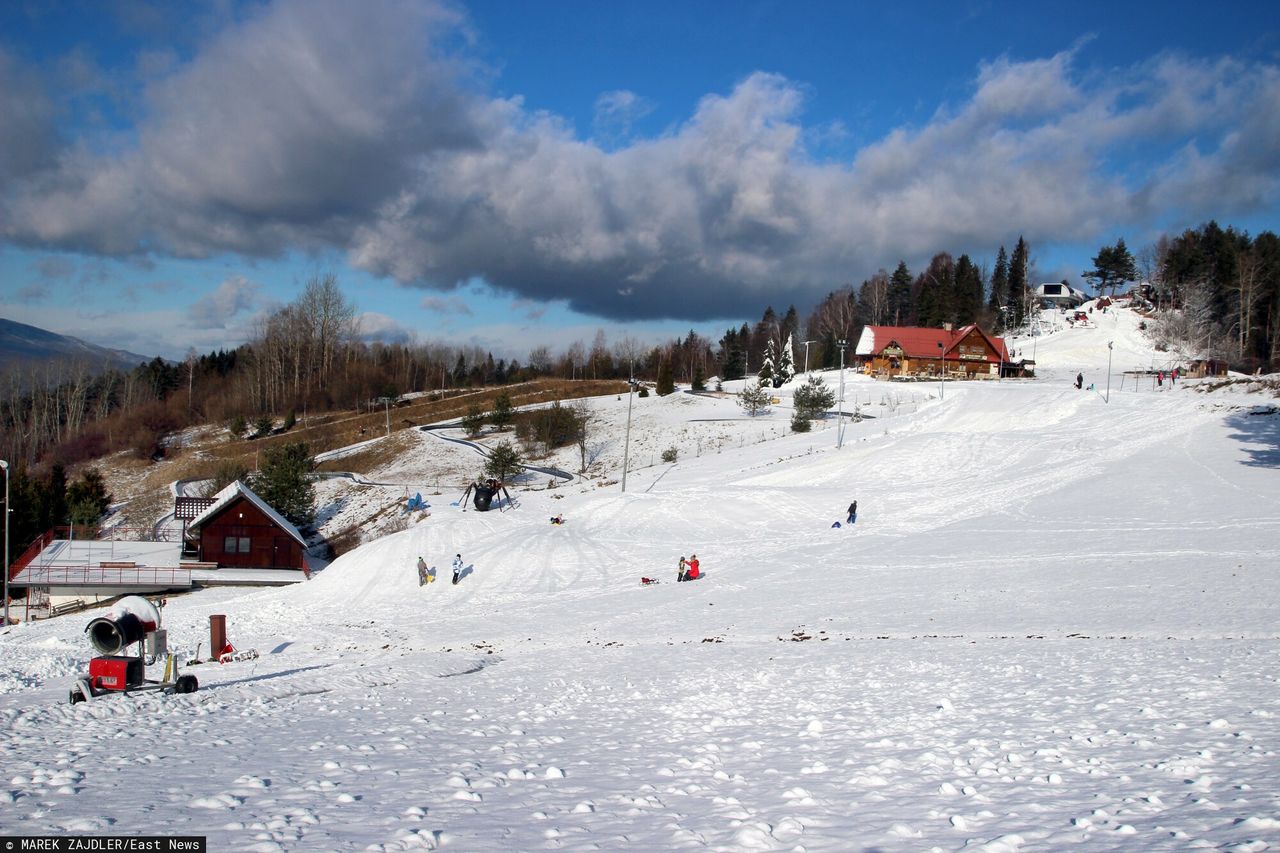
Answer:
[1,0,1278,361]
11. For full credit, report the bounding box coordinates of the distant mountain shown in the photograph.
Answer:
[0,317,156,375]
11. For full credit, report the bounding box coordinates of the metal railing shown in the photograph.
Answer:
[14,565,193,588]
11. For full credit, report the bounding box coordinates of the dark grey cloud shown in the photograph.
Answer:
[36,255,76,280]
[0,48,59,187]
[420,294,473,315]
[15,283,49,303]
[1,1,1279,322]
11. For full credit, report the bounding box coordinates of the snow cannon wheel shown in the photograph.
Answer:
[175,674,199,694]
[68,678,92,704]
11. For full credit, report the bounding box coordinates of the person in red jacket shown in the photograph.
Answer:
[686,554,700,581]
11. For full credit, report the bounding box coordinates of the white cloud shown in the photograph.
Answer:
[2,2,1278,324]
[356,311,415,344]
[592,89,655,144]
[187,275,261,329]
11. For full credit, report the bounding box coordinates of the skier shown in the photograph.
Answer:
[1172,368,1179,386]
[686,554,700,581]
[1157,371,1164,387]
[677,556,688,582]
[452,553,463,585]
[417,556,429,586]
[1075,372,1083,390]
[847,500,858,525]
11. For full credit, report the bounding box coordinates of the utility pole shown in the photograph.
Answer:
[937,342,945,400]
[621,359,635,492]
[836,339,847,448]
[1105,341,1114,403]
[2,459,9,628]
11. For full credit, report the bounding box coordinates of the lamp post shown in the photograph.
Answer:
[1105,341,1114,403]
[937,342,945,400]
[802,340,817,375]
[1,458,9,628]
[836,339,847,448]
[621,359,635,493]
[378,397,391,436]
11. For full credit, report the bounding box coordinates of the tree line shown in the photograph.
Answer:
[1140,222,1280,370]
[5,222,1277,493]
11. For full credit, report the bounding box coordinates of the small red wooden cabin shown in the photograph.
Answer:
[186,481,308,573]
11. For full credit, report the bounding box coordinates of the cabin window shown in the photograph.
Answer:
[223,536,236,553]
[238,537,251,553]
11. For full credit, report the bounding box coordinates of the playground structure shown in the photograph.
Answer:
[460,477,512,512]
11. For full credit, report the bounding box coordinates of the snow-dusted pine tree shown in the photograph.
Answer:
[776,334,796,387]
[757,340,777,387]
[737,379,772,416]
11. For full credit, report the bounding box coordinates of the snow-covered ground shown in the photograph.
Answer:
[3,300,1279,851]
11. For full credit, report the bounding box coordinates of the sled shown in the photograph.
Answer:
[831,521,841,528]
[218,645,259,664]
[640,577,661,585]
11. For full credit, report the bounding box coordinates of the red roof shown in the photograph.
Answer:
[862,324,1008,363]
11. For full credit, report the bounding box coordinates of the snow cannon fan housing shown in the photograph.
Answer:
[85,596,162,655]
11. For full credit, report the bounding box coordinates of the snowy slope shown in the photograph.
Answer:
[2,302,1279,851]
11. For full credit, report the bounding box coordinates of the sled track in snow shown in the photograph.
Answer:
[419,423,575,485]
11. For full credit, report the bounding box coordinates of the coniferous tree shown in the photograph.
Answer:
[954,254,984,324]
[792,374,836,420]
[989,245,1010,327]
[489,392,514,430]
[737,380,772,416]
[66,468,112,530]
[656,359,675,396]
[249,441,317,527]
[915,253,955,328]
[484,440,522,483]
[1009,237,1030,329]
[776,334,796,387]
[889,261,913,326]
[691,363,707,392]
[757,339,777,386]
[781,305,800,346]
[47,463,68,527]
[1082,237,1138,297]
[461,405,486,437]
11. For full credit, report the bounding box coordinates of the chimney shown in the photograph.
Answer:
[942,322,953,332]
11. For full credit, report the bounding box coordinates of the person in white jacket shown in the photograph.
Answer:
[452,554,464,585]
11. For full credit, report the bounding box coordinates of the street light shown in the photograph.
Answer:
[1105,341,1114,403]
[377,396,392,436]
[802,340,817,375]
[937,342,945,400]
[1,458,9,627]
[836,339,847,448]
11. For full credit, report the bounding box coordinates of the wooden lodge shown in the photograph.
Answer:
[855,323,1012,379]
[186,480,308,572]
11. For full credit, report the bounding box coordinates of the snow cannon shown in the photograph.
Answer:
[69,595,197,704]
[86,595,160,655]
